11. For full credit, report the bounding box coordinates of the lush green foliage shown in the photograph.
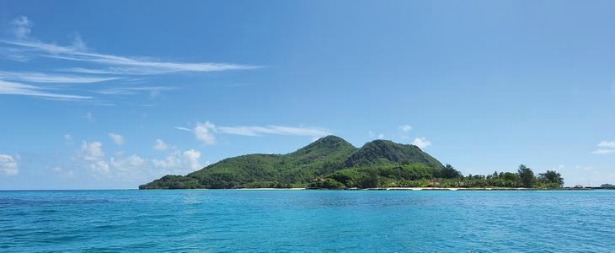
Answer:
[140,136,357,189]
[518,164,535,188]
[345,140,442,169]
[139,175,200,189]
[538,170,564,188]
[449,166,563,189]
[139,136,565,190]
[438,164,463,179]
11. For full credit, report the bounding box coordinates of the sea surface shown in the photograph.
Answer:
[1,190,614,252]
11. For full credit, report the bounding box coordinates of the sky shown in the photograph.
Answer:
[1,0,615,189]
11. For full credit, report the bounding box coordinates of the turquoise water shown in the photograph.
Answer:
[1,190,614,252]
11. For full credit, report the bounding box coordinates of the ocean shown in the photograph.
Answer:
[1,190,614,252]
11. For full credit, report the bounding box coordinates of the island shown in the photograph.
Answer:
[139,136,565,190]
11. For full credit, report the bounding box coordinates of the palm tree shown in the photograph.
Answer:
[517,164,535,188]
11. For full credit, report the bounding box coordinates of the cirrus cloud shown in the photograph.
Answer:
[182,121,332,145]
[0,16,260,103]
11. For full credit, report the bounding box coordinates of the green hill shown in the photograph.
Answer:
[139,136,451,189]
[345,140,443,168]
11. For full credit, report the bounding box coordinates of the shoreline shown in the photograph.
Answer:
[225,187,607,191]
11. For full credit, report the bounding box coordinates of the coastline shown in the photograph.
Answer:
[225,187,606,191]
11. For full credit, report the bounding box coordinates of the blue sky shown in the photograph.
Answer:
[1,1,614,189]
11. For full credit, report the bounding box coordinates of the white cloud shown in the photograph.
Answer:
[80,141,105,161]
[183,149,202,171]
[217,125,330,138]
[195,122,217,145]
[110,155,145,171]
[178,121,332,144]
[598,141,615,148]
[89,160,110,174]
[97,86,174,96]
[0,80,91,101]
[0,16,259,104]
[412,137,432,149]
[78,141,111,176]
[592,141,615,155]
[152,153,181,170]
[0,154,18,176]
[152,149,203,173]
[377,134,385,139]
[108,133,125,146]
[0,39,259,75]
[153,139,168,151]
[399,125,413,133]
[0,71,116,83]
[79,140,149,177]
[592,149,615,155]
[11,16,31,39]
[175,126,191,132]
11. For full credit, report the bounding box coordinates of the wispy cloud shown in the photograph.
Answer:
[368,131,385,140]
[399,125,413,133]
[592,149,615,155]
[153,139,168,151]
[179,121,331,145]
[0,16,259,103]
[108,133,125,146]
[218,125,330,137]
[0,71,117,83]
[175,127,192,132]
[64,134,74,145]
[0,80,91,101]
[97,86,175,96]
[592,141,615,155]
[598,141,615,148]
[398,124,413,139]
[52,167,75,179]
[11,16,31,39]
[85,112,95,122]
[1,40,260,75]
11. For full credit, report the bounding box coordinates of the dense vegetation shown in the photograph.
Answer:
[140,136,564,190]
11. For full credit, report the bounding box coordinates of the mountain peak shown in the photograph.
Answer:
[345,140,443,168]
[291,135,355,156]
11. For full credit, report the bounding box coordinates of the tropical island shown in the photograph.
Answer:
[140,136,565,190]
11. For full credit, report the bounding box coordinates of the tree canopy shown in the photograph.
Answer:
[518,164,535,188]
[140,137,565,190]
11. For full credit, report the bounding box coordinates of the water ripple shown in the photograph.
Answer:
[1,190,614,252]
